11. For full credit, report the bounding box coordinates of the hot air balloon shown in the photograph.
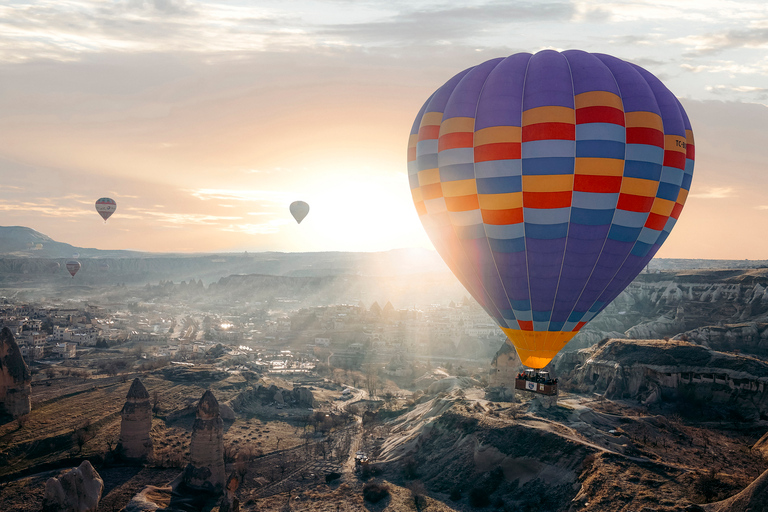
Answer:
[290,201,310,224]
[48,261,61,274]
[95,197,117,222]
[408,50,694,369]
[66,260,81,278]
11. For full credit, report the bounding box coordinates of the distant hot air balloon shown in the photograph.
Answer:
[408,50,694,369]
[66,260,81,278]
[290,201,310,224]
[95,197,117,222]
[48,261,61,274]
[98,262,110,272]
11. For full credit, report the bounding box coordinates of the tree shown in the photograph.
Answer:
[365,368,379,399]
[152,390,161,417]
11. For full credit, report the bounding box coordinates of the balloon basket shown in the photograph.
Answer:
[515,369,558,397]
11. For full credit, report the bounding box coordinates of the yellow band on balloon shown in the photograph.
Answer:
[500,327,579,369]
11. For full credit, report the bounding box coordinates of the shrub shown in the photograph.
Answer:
[469,487,490,508]
[449,486,462,501]
[362,482,390,503]
[325,472,341,484]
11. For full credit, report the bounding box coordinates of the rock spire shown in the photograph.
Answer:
[183,389,225,493]
[117,378,153,460]
[0,326,31,418]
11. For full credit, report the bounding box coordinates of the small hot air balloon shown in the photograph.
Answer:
[408,50,694,369]
[66,260,81,278]
[48,261,61,274]
[95,197,117,222]
[290,201,310,224]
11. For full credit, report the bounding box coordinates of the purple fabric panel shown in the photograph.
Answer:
[461,238,514,315]
[568,223,611,241]
[493,251,531,302]
[527,237,567,311]
[573,238,633,311]
[522,50,574,110]
[563,50,621,95]
[597,243,661,307]
[475,53,532,130]
[594,54,660,114]
[428,223,507,326]
[443,58,504,120]
[410,92,434,135]
[632,65,686,136]
[426,67,475,114]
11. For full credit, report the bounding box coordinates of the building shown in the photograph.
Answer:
[54,342,77,359]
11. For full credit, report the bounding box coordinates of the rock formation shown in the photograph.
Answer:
[41,460,104,512]
[555,338,768,419]
[184,390,225,493]
[230,384,315,411]
[117,378,153,461]
[488,341,522,400]
[219,472,240,512]
[0,326,31,418]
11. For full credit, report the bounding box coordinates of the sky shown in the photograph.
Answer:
[0,0,766,258]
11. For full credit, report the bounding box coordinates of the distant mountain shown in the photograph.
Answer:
[0,226,146,258]
[0,226,453,292]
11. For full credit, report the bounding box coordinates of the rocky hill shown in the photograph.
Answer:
[555,337,768,420]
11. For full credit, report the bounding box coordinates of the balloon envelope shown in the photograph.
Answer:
[290,201,310,224]
[408,50,694,368]
[95,197,117,222]
[66,260,81,277]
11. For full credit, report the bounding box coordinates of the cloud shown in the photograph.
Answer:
[688,186,735,199]
[222,219,292,235]
[675,27,768,56]
[682,60,768,75]
[0,199,93,217]
[318,2,573,46]
[190,189,291,203]
[137,210,242,225]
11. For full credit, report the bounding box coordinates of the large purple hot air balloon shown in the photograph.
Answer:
[408,50,694,368]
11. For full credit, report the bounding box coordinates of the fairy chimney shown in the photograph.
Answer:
[0,327,31,418]
[184,390,225,493]
[41,460,104,512]
[117,378,153,460]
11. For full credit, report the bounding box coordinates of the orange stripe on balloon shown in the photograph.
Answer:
[445,195,480,212]
[420,183,444,201]
[481,208,524,225]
